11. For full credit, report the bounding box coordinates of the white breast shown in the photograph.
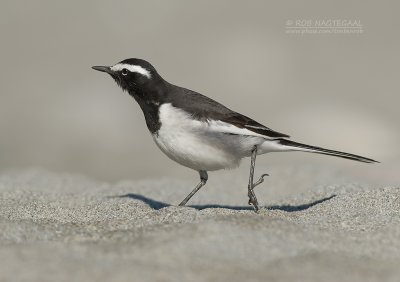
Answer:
[152,103,266,171]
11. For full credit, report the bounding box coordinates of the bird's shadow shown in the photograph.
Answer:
[112,193,336,212]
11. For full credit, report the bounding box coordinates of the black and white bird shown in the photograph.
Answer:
[92,58,378,211]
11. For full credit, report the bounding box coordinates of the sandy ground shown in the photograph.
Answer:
[0,166,399,282]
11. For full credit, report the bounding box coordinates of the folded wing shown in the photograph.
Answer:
[168,85,290,139]
[220,113,290,138]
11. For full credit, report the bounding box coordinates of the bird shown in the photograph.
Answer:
[92,58,378,211]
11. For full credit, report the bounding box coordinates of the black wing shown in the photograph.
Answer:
[166,84,290,138]
[220,112,290,138]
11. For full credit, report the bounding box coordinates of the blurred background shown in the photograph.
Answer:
[0,0,398,184]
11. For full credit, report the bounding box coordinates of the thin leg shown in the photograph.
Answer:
[247,146,268,212]
[179,170,208,206]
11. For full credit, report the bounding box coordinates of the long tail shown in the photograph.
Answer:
[275,138,378,163]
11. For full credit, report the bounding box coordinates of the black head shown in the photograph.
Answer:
[92,58,162,95]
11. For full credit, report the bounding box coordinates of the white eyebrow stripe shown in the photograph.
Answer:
[110,63,152,78]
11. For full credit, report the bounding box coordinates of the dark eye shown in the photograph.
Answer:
[121,68,128,75]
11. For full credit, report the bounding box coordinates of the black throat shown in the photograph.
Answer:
[132,95,161,134]
[127,77,167,135]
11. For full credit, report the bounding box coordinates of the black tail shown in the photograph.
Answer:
[276,139,379,164]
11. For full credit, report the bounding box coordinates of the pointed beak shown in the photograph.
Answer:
[92,66,112,74]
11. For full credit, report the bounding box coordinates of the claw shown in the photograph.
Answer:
[253,173,269,189]
[250,198,260,212]
[247,189,259,211]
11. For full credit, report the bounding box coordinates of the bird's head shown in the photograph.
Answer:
[92,58,162,96]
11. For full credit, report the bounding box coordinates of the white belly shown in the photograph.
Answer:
[152,104,267,171]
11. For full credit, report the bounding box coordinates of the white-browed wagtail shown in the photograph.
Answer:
[92,58,377,211]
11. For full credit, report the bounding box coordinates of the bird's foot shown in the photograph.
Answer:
[248,189,260,211]
[247,174,269,212]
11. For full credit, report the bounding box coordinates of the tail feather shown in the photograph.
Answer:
[276,139,379,164]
